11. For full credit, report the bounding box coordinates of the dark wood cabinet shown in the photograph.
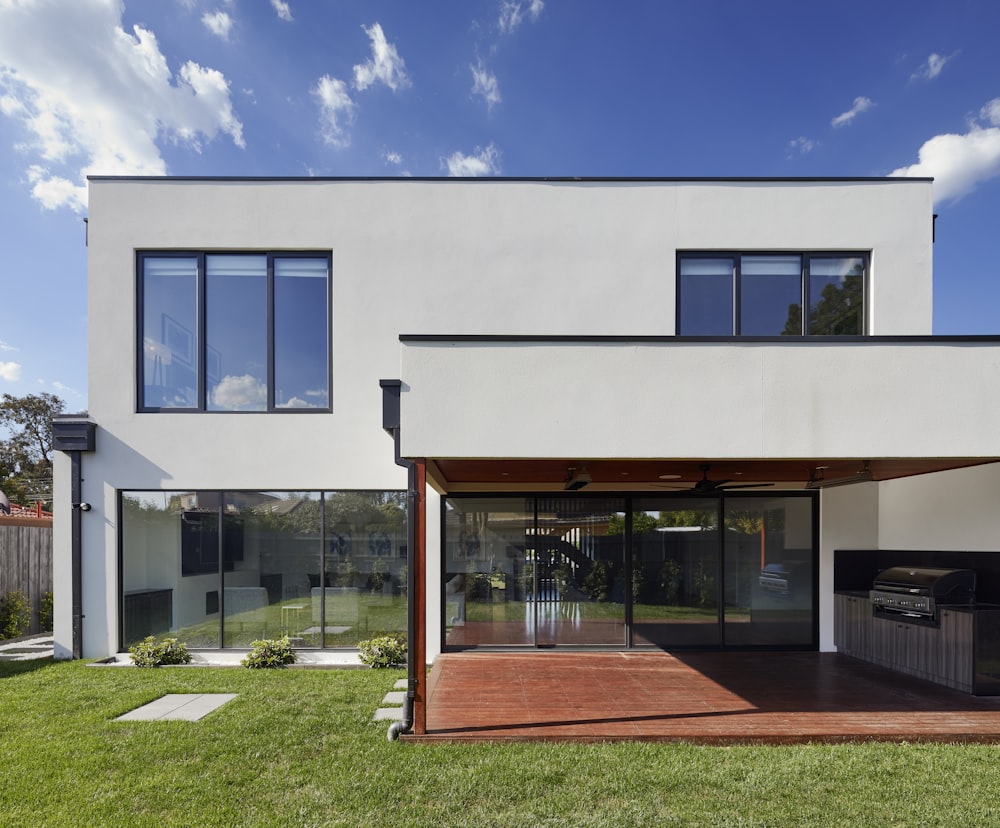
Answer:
[834,593,974,693]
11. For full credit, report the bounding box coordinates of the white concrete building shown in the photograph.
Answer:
[54,178,1000,712]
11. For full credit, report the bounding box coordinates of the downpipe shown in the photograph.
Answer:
[388,444,417,742]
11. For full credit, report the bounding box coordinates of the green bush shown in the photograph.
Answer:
[0,590,31,640]
[241,636,296,669]
[38,591,54,632]
[358,634,406,668]
[129,636,192,667]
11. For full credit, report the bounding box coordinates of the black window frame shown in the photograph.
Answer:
[136,250,333,413]
[676,251,869,337]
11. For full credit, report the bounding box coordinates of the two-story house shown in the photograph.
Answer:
[53,177,1000,728]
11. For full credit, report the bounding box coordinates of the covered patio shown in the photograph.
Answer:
[409,650,1000,743]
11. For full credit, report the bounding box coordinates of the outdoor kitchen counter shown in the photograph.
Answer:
[834,592,1000,695]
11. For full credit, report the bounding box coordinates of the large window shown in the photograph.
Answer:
[120,490,406,650]
[138,252,331,411]
[444,492,817,651]
[678,252,867,336]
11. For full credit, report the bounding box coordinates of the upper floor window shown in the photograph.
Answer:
[677,252,867,336]
[138,252,331,411]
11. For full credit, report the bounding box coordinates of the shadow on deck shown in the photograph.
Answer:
[411,650,1000,744]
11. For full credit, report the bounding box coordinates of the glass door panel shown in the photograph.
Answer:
[722,497,815,647]
[444,498,534,646]
[631,498,721,647]
[534,497,626,647]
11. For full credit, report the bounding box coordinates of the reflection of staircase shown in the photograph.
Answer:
[518,537,593,571]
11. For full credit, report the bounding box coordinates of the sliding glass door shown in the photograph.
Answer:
[631,498,720,647]
[443,493,816,651]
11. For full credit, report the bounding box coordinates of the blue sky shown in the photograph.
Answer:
[1,0,1000,411]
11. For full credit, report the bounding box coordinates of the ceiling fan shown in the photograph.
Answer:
[656,464,775,493]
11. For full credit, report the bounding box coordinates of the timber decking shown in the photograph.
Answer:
[414,650,1000,743]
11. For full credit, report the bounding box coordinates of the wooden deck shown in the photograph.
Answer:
[412,650,1000,743]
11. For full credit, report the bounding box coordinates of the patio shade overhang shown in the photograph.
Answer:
[393,335,1000,493]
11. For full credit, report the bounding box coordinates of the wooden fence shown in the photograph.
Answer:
[0,519,53,635]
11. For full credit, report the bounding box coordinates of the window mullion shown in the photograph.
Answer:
[267,254,276,411]
[732,256,741,336]
[198,253,207,410]
[801,255,809,335]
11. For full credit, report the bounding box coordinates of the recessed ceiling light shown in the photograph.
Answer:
[658,474,682,480]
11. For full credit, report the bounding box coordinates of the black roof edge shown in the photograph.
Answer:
[85,175,935,184]
[398,334,1000,344]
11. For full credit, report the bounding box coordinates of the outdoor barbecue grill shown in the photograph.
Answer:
[869,566,976,623]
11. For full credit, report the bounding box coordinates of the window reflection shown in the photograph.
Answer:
[141,257,198,408]
[120,490,406,650]
[207,255,268,411]
[275,257,329,408]
[808,257,865,335]
[138,252,331,412]
[677,252,866,337]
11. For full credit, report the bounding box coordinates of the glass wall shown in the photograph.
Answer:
[444,493,816,651]
[722,497,815,647]
[120,490,405,650]
[444,497,626,648]
[631,498,721,647]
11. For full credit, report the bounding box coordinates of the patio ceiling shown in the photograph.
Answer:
[429,457,1000,492]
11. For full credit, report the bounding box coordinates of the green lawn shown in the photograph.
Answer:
[2,658,1000,827]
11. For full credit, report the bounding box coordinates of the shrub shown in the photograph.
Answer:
[358,634,407,668]
[241,636,296,669]
[38,591,54,632]
[0,590,31,640]
[129,636,192,667]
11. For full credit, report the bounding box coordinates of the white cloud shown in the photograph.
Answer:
[831,96,875,128]
[270,0,293,22]
[201,11,233,41]
[0,0,245,211]
[471,60,501,111]
[788,136,816,156]
[51,380,83,399]
[276,396,317,409]
[312,75,355,148]
[442,143,501,177]
[383,149,402,165]
[498,0,544,34]
[211,374,267,410]
[353,23,410,92]
[911,52,957,82]
[0,340,17,352]
[0,361,22,382]
[890,98,1000,204]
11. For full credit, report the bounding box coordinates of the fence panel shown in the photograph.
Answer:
[0,522,54,634]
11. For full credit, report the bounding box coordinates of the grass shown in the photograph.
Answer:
[2,659,1000,827]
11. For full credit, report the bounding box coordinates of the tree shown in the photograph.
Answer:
[0,393,65,507]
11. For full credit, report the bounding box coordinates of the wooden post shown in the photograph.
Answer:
[412,459,428,734]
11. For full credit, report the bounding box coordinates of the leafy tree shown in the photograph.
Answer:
[783,263,864,335]
[0,393,65,507]
[656,509,717,530]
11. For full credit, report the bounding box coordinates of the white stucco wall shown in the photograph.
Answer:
[878,464,1000,551]
[817,483,880,651]
[59,177,936,658]
[400,340,1000,461]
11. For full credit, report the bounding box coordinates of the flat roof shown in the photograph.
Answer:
[86,175,934,184]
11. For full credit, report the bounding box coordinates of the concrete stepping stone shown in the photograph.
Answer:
[116,694,237,722]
